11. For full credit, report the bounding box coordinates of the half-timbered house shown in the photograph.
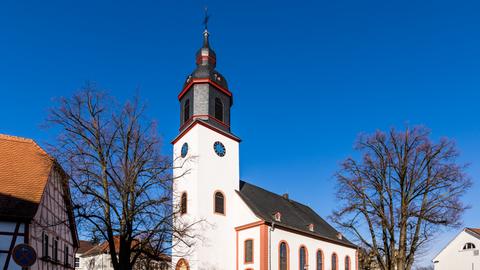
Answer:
[0,134,79,270]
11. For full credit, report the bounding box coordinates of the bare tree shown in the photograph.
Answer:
[331,126,471,270]
[47,86,195,270]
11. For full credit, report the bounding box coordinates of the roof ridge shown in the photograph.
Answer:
[0,133,51,157]
[240,179,312,209]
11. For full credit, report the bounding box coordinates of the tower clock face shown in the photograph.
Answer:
[181,143,189,158]
[213,141,226,157]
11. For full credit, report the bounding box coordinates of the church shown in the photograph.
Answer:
[171,27,358,270]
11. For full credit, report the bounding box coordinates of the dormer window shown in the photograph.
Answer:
[214,98,223,121]
[274,212,281,222]
[463,242,476,250]
[308,223,315,232]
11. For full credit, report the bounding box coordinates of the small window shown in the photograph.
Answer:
[316,250,323,270]
[308,223,315,232]
[53,238,58,261]
[332,253,338,270]
[43,233,49,258]
[464,242,476,250]
[299,246,307,270]
[214,191,225,214]
[345,256,350,270]
[279,242,289,270]
[274,212,282,222]
[75,257,80,268]
[244,239,253,263]
[181,192,187,215]
[184,99,190,123]
[214,98,224,121]
[65,245,69,265]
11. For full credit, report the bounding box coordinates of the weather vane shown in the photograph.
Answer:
[203,7,210,31]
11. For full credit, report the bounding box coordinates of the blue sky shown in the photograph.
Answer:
[1,0,479,266]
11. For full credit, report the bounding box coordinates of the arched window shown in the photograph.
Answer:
[184,99,190,123]
[316,250,323,270]
[279,242,289,270]
[176,259,189,270]
[332,253,338,270]
[214,97,224,121]
[214,191,225,214]
[463,242,476,250]
[180,192,187,215]
[345,256,350,270]
[244,239,254,263]
[299,246,307,270]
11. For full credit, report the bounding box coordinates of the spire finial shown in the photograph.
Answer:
[202,7,210,48]
[203,7,210,32]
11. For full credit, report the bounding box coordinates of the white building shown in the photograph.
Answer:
[75,241,94,270]
[171,28,358,270]
[76,237,169,270]
[433,228,480,270]
[0,134,79,270]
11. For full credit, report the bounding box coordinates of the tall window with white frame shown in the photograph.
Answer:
[53,238,58,261]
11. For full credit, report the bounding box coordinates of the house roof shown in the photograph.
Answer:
[0,134,79,247]
[77,240,95,254]
[0,134,53,219]
[466,228,480,238]
[82,236,171,262]
[238,180,356,248]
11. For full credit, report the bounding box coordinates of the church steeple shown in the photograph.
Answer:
[177,23,237,138]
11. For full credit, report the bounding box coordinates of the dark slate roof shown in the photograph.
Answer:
[238,180,355,248]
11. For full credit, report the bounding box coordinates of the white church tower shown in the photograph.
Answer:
[171,27,256,270]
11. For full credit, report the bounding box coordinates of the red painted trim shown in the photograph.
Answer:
[236,231,239,270]
[172,120,241,145]
[178,78,232,100]
[278,240,290,270]
[260,224,269,270]
[179,114,230,131]
[345,255,351,270]
[244,238,254,264]
[299,245,309,270]
[316,249,325,270]
[235,221,266,231]
[332,252,339,270]
[175,259,190,270]
[196,55,216,65]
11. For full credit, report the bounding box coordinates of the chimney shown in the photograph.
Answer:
[282,193,289,200]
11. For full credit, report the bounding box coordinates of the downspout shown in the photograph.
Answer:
[269,222,276,270]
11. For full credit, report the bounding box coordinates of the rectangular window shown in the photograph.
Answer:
[53,238,58,261]
[43,233,49,258]
[75,257,80,268]
[65,245,69,265]
[244,239,253,263]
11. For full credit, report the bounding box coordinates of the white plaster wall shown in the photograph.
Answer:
[172,123,258,270]
[433,230,480,270]
[270,227,357,270]
[237,226,261,270]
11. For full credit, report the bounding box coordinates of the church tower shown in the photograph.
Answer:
[171,26,242,270]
